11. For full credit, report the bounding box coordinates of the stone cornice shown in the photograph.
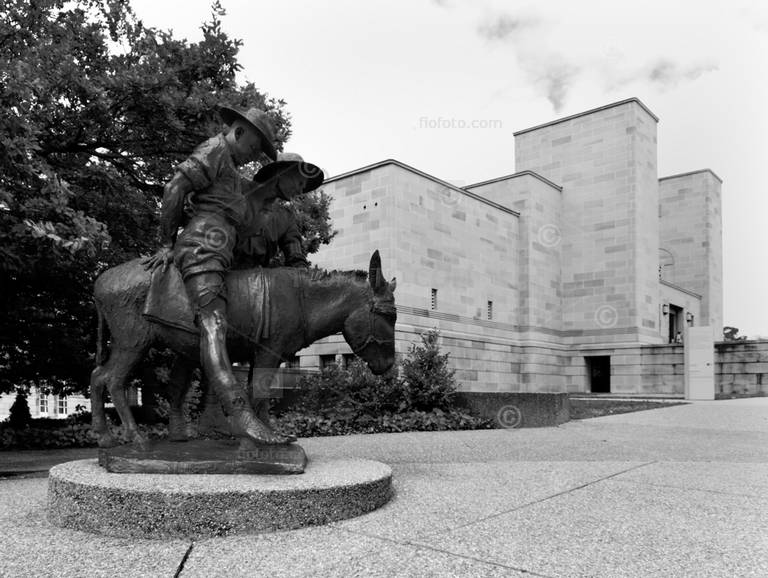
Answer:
[659,169,723,184]
[513,97,658,136]
[465,170,563,192]
[323,159,520,217]
[660,279,703,299]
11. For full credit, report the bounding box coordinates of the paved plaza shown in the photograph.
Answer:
[1,398,767,577]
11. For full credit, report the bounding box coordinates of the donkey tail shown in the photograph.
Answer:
[95,299,109,366]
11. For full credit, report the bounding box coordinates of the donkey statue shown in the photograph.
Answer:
[89,250,396,448]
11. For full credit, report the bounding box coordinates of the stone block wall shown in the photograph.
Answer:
[715,340,768,396]
[300,160,522,392]
[513,98,661,344]
[466,172,563,344]
[659,170,723,331]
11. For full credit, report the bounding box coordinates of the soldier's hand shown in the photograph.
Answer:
[141,247,174,272]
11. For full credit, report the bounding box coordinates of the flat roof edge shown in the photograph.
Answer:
[323,159,520,217]
[660,279,703,300]
[659,168,723,184]
[465,170,563,192]
[513,98,659,136]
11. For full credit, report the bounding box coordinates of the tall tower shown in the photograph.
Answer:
[513,98,661,344]
[659,170,723,332]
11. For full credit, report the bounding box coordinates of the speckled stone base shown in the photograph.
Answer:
[47,458,393,539]
[98,439,308,475]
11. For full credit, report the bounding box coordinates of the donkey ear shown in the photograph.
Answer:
[368,250,382,290]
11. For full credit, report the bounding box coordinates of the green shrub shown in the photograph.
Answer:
[400,329,458,411]
[8,392,32,429]
[273,329,493,436]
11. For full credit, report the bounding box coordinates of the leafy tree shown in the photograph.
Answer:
[723,326,748,342]
[8,391,32,429]
[0,0,333,395]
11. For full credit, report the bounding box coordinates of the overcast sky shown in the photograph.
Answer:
[130,0,768,337]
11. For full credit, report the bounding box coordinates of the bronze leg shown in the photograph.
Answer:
[187,273,292,445]
[98,347,146,447]
[166,359,192,442]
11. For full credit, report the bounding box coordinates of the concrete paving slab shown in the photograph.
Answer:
[414,477,768,577]
[611,461,768,498]
[330,461,649,541]
[0,399,765,576]
[0,478,189,578]
[183,527,529,577]
[587,397,768,432]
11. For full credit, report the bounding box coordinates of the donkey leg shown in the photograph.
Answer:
[103,348,146,447]
[90,365,115,448]
[167,359,193,442]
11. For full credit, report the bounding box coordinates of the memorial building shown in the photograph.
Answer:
[294,98,723,395]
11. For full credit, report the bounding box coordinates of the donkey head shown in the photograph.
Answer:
[342,250,397,374]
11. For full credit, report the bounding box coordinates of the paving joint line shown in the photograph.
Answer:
[334,527,553,577]
[430,461,658,536]
[174,541,194,577]
[608,477,768,500]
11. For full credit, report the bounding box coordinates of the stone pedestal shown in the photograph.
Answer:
[98,439,307,475]
[48,458,393,539]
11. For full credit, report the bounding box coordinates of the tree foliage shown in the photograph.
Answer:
[8,391,32,429]
[723,326,748,342]
[0,0,333,394]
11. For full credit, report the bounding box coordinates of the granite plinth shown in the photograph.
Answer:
[48,458,393,539]
[98,439,307,474]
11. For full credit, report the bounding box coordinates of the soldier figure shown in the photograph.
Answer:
[235,152,324,270]
[143,106,292,444]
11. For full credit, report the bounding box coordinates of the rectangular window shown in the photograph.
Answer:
[58,396,68,415]
[319,354,338,369]
[342,354,357,368]
[431,288,438,310]
[487,300,494,320]
[39,394,48,415]
[283,355,301,369]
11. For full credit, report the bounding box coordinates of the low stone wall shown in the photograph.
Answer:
[715,340,768,396]
[456,392,570,428]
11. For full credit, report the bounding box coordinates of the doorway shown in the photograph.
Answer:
[668,304,683,343]
[586,356,611,393]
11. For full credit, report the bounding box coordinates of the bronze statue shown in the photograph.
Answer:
[140,105,291,445]
[235,151,324,270]
[196,152,323,435]
[89,250,396,448]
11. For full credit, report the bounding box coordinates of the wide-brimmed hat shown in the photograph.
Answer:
[218,105,278,161]
[253,152,324,199]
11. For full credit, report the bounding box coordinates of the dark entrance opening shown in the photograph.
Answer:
[586,356,611,393]
[668,304,683,344]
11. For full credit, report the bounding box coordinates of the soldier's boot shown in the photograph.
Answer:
[198,310,294,445]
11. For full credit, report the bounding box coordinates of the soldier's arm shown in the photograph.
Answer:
[278,213,309,268]
[160,172,194,248]
[142,172,194,271]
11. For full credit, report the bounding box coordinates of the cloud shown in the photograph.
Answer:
[599,56,719,93]
[477,11,718,114]
[477,14,535,41]
[477,13,575,112]
[647,59,719,88]
[537,63,579,112]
